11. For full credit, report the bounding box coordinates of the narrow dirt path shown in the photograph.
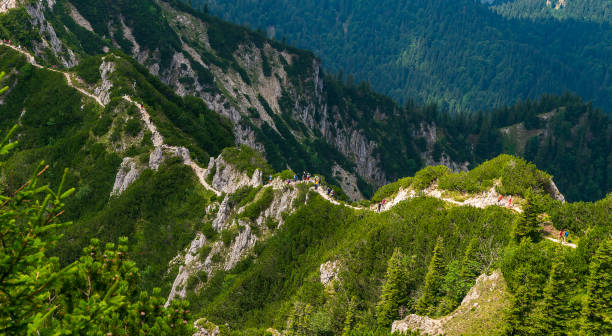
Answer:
[1,42,105,106]
[545,237,577,248]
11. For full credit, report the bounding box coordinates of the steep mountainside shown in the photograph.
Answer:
[205,0,612,112]
[0,3,611,335]
[0,0,466,199]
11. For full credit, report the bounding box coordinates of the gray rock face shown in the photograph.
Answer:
[193,324,219,336]
[27,2,77,67]
[547,179,566,202]
[212,195,231,231]
[392,315,444,336]
[225,223,255,270]
[111,157,140,196]
[319,260,339,287]
[415,122,469,172]
[93,59,114,105]
[66,2,93,32]
[148,147,163,170]
[165,233,207,305]
[210,155,263,194]
[0,0,18,13]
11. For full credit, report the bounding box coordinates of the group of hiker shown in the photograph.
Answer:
[269,171,336,200]
[559,229,570,242]
[377,199,387,212]
[497,194,513,208]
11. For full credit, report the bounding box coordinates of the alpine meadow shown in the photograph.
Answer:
[0,1,610,335]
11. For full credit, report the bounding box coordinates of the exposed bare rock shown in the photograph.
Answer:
[0,0,18,13]
[415,122,469,172]
[148,147,163,170]
[120,17,140,55]
[165,233,207,304]
[193,319,220,336]
[210,155,263,194]
[27,2,77,67]
[110,157,140,196]
[212,195,231,231]
[66,1,93,32]
[332,164,364,201]
[225,223,256,270]
[257,184,297,227]
[93,59,114,105]
[547,179,566,202]
[393,315,444,336]
[320,260,340,287]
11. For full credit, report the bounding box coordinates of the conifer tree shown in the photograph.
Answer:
[415,237,446,315]
[503,268,541,335]
[342,296,358,335]
[460,237,481,284]
[513,192,540,242]
[580,239,612,335]
[376,248,409,327]
[534,260,570,336]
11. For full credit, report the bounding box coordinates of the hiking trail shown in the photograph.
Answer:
[1,43,576,248]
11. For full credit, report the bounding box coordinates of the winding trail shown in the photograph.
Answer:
[2,43,575,248]
[1,42,220,196]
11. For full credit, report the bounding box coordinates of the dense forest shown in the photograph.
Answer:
[203,0,612,112]
[491,0,612,24]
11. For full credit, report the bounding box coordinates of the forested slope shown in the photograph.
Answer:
[205,0,612,112]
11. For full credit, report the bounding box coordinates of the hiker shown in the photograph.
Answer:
[564,230,569,242]
[294,174,298,183]
[331,190,335,200]
[559,230,564,241]
[508,197,512,208]
[269,175,273,184]
[498,194,503,204]
[377,202,382,212]
[327,187,331,195]
[307,173,310,182]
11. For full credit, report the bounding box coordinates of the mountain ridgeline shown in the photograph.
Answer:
[0,1,611,335]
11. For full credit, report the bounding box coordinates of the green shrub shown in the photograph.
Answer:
[241,187,275,221]
[202,222,217,241]
[412,165,450,190]
[124,118,142,137]
[221,145,273,178]
[74,56,103,84]
[274,169,295,181]
[372,177,413,203]
[110,119,124,142]
[228,185,261,208]
[199,245,213,262]
[221,229,236,246]
[92,114,113,136]
[265,217,279,230]
[498,158,551,197]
